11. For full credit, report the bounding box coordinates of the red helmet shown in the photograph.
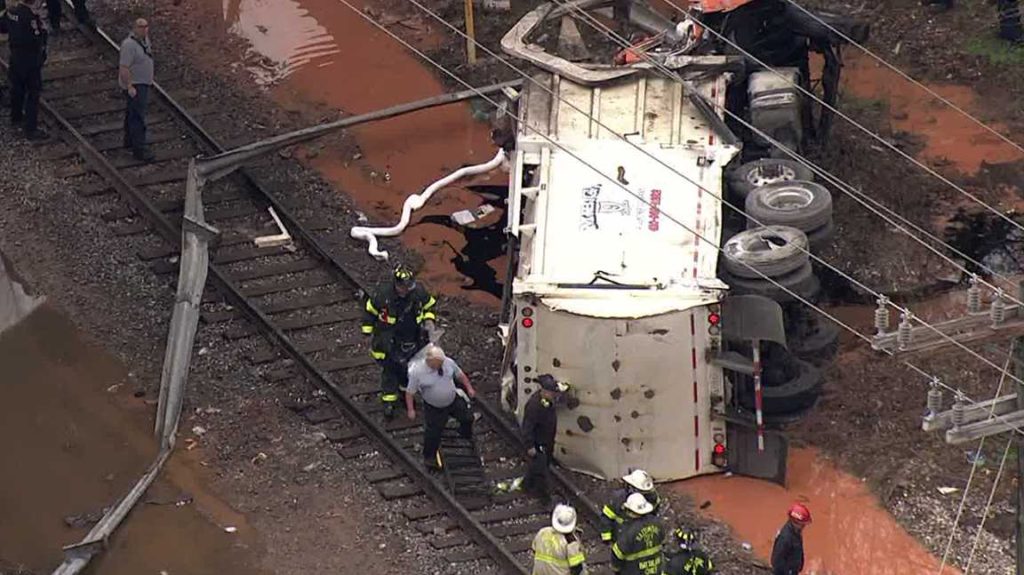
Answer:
[788,503,812,524]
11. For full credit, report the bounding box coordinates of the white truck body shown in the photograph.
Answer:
[503,70,745,481]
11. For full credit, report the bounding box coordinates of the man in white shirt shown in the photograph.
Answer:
[405,345,476,470]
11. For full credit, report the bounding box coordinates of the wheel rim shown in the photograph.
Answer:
[763,185,813,211]
[727,229,792,257]
[747,164,797,187]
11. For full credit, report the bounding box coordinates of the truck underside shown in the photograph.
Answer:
[497,0,865,484]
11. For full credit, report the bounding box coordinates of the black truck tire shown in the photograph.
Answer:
[721,262,820,303]
[790,316,841,365]
[739,359,824,415]
[722,226,810,279]
[806,218,835,251]
[745,180,833,232]
[727,159,814,201]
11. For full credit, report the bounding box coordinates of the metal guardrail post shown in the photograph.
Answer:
[154,161,220,448]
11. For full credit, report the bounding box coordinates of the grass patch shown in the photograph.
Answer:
[966,35,1024,66]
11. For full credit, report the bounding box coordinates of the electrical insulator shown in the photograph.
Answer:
[951,397,966,428]
[874,296,890,335]
[991,292,1006,327]
[927,385,942,415]
[897,311,913,350]
[966,275,982,314]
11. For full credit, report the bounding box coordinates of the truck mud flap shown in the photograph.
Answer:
[727,425,788,486]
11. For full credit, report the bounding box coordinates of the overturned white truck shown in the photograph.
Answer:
[496,0,858,484]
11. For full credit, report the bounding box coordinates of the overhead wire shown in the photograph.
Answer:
[337,0,1024,438]
[964,436,1014,573]
[778,0,1024,156]
[937,342,1013,572]
[547,0,1024,384]
[656,0,1024,243]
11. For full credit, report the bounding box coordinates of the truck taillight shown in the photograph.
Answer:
[521,307,534,328]
[708,312,720,326]
[712,441,727,467]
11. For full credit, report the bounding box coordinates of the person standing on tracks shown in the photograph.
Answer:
[531,504,587,575]
[520,374,568,503]
[5,0,48,140]
[45,0,92,34]
[611,493,665,575]
[770,503,811,575]
[404,344,476,471]
[118,18,155,162]
[599,469,661,545]
[362,264,439,420]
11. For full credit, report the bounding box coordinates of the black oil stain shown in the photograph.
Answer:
[419,197,507,299]
[612,359,621,372]
[610,388,622,400]
[643,389,655,399]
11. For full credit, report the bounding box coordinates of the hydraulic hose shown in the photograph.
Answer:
[350,148,508,260]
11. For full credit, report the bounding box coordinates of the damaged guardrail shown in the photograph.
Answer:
[52,160,218,575]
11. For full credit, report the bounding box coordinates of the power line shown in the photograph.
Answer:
[339,0,1024,439]
[779,0,1024,157]
[472,0,1024,389]
[657,0,1024,243]
[939,344,1013,572]
[964,436,1014,573]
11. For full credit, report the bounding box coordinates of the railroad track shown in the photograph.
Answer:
[11,8,613,573]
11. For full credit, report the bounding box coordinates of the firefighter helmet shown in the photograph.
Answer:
[551,504,578,534]
[393,264,416,288]
[623,492,654,516]
[788,502,812,524]
[674,527,698,550]
[622,469,655,492]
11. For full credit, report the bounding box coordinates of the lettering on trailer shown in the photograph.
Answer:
[578,184,663,232]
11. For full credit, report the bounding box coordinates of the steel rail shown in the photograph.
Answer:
[26,19,532,575]
[77,10,606,527]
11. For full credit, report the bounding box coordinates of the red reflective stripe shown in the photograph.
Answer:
[694,415,699,436]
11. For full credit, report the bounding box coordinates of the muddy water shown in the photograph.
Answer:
[0,280,264,573]
[677,448,960,575]
[842,56,1024,174]
[223,0,507,306]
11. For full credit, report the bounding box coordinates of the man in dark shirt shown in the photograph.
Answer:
[6,0,47,139]
[45,0,93,34]
[770,503,811,575]
[520,374,567,502]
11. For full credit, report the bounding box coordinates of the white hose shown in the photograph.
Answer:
[350,148,508,261]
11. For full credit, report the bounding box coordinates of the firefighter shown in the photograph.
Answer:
[531,504,587,575]
[600,469,661,544]
[663,528,715,575]
[612,493,665,575]
[770,503,811,575]
[520,374,568,503]
[361,264,438,419]
[5,0,47,140]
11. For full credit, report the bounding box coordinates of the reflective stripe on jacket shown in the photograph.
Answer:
[532,527,586,575]
[611,516,665,575]
[361,283,436,358]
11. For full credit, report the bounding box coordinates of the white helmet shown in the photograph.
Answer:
[551,504,578,534]
[623,492,654,516]
[623,469,654,492]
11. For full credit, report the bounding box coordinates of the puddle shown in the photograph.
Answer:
[676,448,959,575]
[223,0,340,85]
[842,56,1024,174]
[0,275,265,573]
[221,0,506,307]
[944,209,1024,276]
